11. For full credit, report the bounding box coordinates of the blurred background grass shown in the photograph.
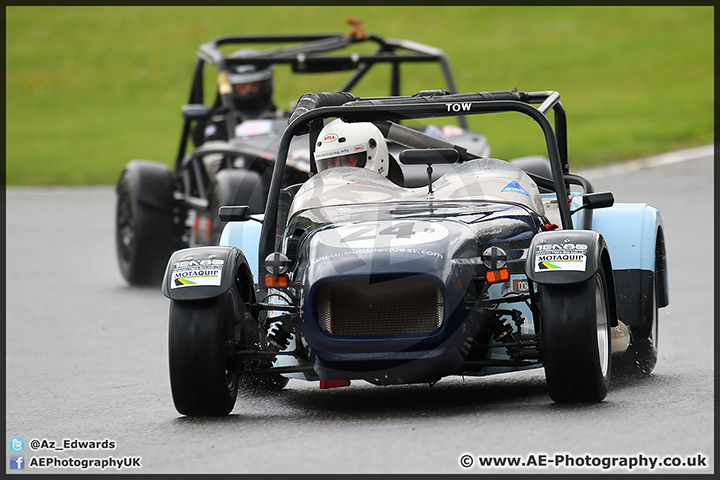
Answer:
[6,6,713,185]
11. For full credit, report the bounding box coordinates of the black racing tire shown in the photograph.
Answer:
[615,275,659,376]
[115,161,182,285]
[614,232,663,376]
[209,169,266,245]
[541,265,612,403]
[168,289,242,416]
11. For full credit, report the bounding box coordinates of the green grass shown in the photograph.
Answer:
[6,6,714,185]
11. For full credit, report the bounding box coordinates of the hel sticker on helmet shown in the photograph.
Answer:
[501,180,530,196]
[322,133,339,142]
[315,144,368,160]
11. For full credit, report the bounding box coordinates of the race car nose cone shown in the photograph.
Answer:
[482,246,508,270]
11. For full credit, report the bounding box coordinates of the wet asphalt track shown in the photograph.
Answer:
[5,148,714,474]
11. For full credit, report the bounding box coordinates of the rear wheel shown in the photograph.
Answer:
[541,266,612,403]
[615,274,659,375]
[615,232,663,375]
[116,161,183,285]
[168,289,242,416]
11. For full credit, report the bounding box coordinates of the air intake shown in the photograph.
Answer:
[315,276,444,336]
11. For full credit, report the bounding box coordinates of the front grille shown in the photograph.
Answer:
[315,276,444,336]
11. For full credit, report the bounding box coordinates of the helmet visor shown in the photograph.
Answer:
[233,80,264,98]
[315,151,367,172]
[230,77,273,117]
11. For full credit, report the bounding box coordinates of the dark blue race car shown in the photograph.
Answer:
[162,88,668,416]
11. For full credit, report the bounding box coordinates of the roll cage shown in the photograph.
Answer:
[257,89,599,277]
[174,23,468,171]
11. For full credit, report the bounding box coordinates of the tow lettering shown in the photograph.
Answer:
[446,103,472,112]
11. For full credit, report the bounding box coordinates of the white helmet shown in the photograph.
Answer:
[314,119,389,177]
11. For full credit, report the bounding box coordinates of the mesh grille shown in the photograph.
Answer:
[315,276,444,336]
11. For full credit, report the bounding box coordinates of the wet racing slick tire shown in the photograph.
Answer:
[168,288,242,416]
[541,265,612,403]
[615,238,662,375]
[116,161,182,285]
[618,293,658,375]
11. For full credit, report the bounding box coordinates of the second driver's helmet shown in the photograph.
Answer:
[314,119,389,177]
[227,50,274,118]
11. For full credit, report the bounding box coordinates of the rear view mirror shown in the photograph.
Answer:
[582,192,614,210]
[182,104,211,121]
[218,205,258,222]
[399,148,459,165]
[571,192,615,214]
[399,148,459,194]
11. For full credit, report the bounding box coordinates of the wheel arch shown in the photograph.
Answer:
[599,246,618,328]
[118,160,176,212]
[162,245,255,301]
[526,230,618,327]
[526,229,609,286]
[235,261,256,305]
[655,225,669,308]
[590,202,668,297]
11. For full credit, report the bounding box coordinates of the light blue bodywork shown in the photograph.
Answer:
[568,195,668,302]
[219,218,263,283]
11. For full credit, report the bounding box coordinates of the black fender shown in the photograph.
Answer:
[118,160,175,212]
[162,245,255,303]
[526,230,618,327]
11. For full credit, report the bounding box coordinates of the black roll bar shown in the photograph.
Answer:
[175,31,470,169]
[257,91,574,276]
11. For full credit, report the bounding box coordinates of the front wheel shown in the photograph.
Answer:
[168,289,242,416]
[541,266,612,403]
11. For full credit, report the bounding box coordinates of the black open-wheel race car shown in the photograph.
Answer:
[161,88,668,416]
[115,21,490,285]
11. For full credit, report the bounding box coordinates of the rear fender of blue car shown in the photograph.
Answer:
[579,202,668,305]
[577,201,668,338]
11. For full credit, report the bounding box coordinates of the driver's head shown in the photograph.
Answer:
[227,50,274,118]
[315,119,389,177]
